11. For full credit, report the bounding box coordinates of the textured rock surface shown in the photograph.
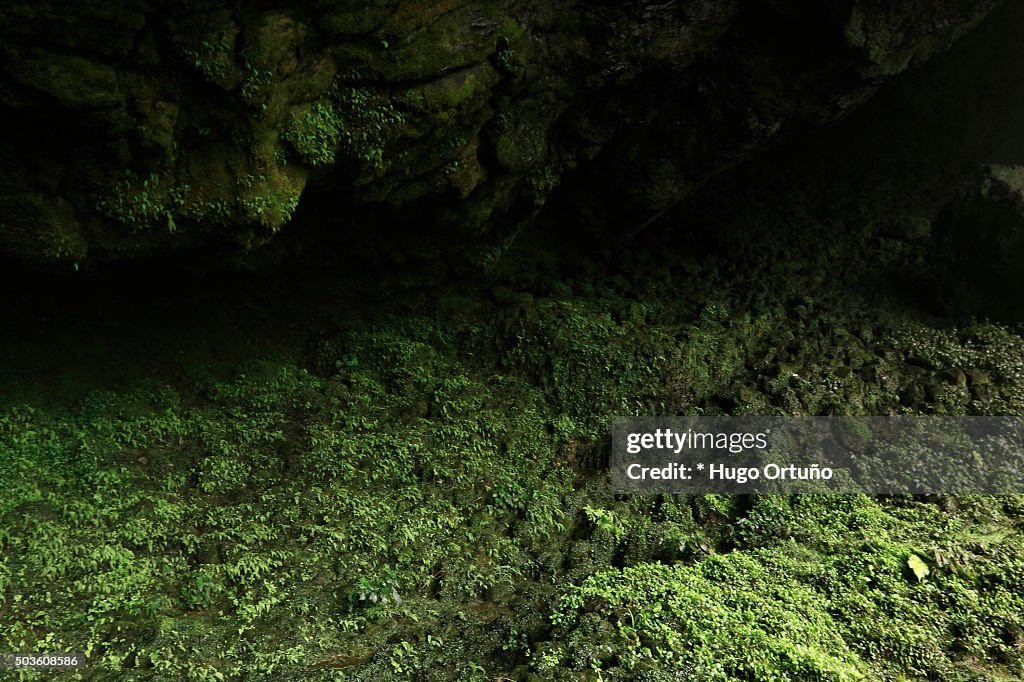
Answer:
[0,0,1003,268]
[934,164,1024,320]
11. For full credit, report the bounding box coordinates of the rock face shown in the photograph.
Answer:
[934,165,1024,321]
[0,0,1003,268]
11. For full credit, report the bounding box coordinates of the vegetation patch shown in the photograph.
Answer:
[282,84,407,172]
[2,204,1023,680]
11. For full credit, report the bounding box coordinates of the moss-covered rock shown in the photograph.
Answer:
[0,0,1004,269]
[933,165,1024,321]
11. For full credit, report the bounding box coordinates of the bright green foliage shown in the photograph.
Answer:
[333,86,406,167]
[239,65,273,109]
[95,172,188,232]
[0,319,570,678]
[281,100,342,166]
[239,189,301,227]
[3,208,1024,680]
[180,32,233,83]
[282,85,407,171]
[498,297,678,438]
[552,552,865,680]
[96,168,301,235]
[551,494,1024,680]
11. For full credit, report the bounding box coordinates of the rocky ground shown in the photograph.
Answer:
[0,1,1023,680]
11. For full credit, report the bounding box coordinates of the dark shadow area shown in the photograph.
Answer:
[665,0,1024,322]
[4,0,1024,402]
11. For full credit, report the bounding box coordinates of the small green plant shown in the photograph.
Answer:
[282,100,342,166]
[388,641,420,674]
[334,85,406,167]
[186,198,232,223]
[95,171,189,232]
[240,65,273,109]
[180,568,225,609]
[496,45,514,70]
[529,165,560,200]
[348,571,402,609]
[583,505,627,542]
[551,553,867,679]
[494,19,522,72]
[235,174,302,227]
[282,85,406,170]
[494,111,513,133]
[180,32,232,82]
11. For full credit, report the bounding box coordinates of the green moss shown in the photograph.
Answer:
[180,31,232,83]
[282,85,407,172]
[185,198,233,224]
[232,171,304,230]
[281,100,341,166]
[0,317,573,677]
[333,86,406,168]
[239,64,273,110]
[239,189,300,227]
[96,166,302,236]
[551,551,866,679]
[94,171,188,233]
[551,493,1024,680]
[529,164,560,202]
[3,207,1024,679]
